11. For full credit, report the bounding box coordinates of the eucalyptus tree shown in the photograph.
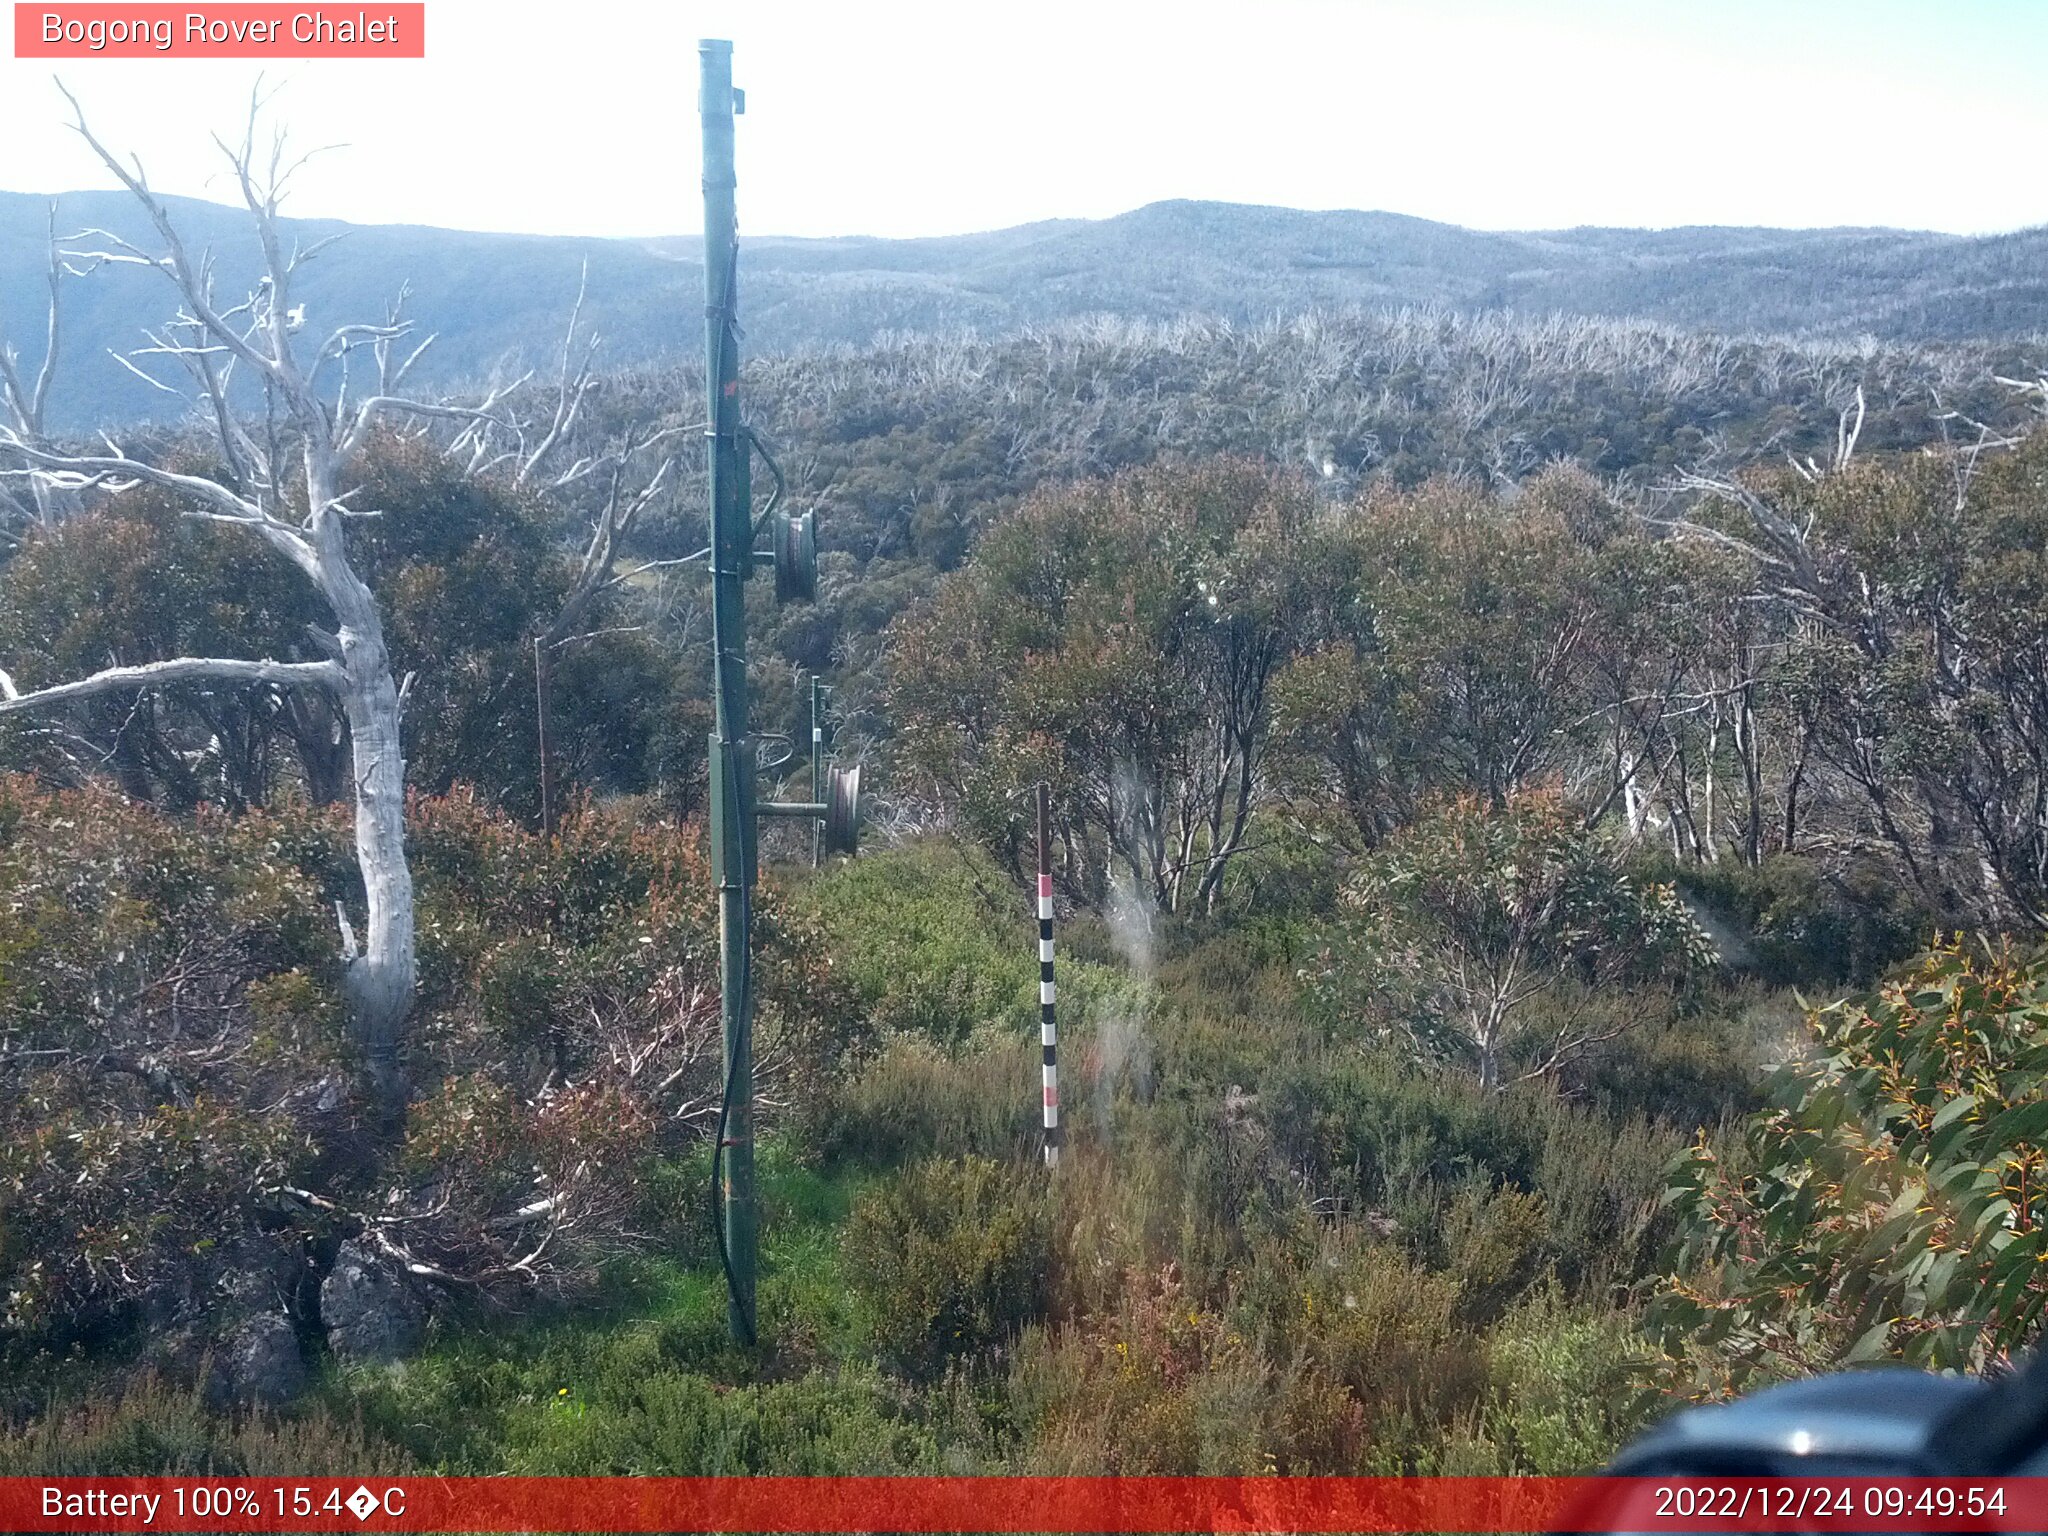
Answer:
[1320,791,1717,1090]
[1661,416,2048,931]
[889,459,1322,911]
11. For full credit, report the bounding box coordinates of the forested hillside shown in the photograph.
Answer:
[6,187,2047,426]
[8,148,2048,1479]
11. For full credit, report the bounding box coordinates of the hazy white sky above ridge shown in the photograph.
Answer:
[2,0,2044,240]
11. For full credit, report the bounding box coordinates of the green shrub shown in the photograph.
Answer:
[820,1032,1042,1168]
[804,841,1037,1043]
[1531,1100,1683,1294]
[1281,1237,1478,1434]
[1482,1296,1649,1474]
[1314,792,1715,1088]
[1262,1048,1520,1231]
[843,1156,1051,1380]
[1008,1263,1273,1474]
[1047,1129,1245,1322]
[0,1376,411,1476]
[1671,852,1936,988]
[1570,988,1784,1130]
[0,779,343,1352]
[502,1364,945,1474]
[0,775,864,1386]
[1444,1186,1550,1326]
[1259,1047,1676,1303]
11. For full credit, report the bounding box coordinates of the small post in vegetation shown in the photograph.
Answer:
[1037,782,1061,1168]
[534,635,554,837]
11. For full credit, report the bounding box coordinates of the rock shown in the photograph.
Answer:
[319,1239,426,1362]
[216,1233,304,1311]
[145,1324,218,1395]
[227,1313,306,1406]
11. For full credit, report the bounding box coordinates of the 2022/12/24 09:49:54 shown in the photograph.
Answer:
[1645,1483,2011,1523]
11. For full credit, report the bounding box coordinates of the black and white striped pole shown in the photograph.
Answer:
[1036,782,1060,1168]
[809,676,825,870]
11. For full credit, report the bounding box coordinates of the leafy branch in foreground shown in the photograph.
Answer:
[1654,936,2048,1391]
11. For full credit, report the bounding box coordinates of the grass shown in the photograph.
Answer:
[317,1139,883,1473]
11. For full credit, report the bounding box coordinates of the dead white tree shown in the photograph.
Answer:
[0,202,76,534]
[0,86,510,1114]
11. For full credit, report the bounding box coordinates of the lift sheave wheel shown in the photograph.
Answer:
[774,509,817,605]
[823,763,861,856]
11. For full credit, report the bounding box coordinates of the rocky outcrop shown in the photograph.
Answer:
[319,1240,426,1362]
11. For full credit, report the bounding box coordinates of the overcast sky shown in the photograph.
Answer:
[3,0,2045,240]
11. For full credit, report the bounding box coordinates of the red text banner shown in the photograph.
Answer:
[14,4,424,57]
[3,1476,2048,1532]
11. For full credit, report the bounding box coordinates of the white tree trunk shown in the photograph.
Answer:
[336,616,415,1083]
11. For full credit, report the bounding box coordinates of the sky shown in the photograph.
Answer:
[2,0,2046,241]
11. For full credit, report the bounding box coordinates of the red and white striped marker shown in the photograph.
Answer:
[1036,784,1060,1168]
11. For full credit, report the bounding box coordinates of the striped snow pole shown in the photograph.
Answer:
[809,676,825,869]
[1037,782,1060,1168]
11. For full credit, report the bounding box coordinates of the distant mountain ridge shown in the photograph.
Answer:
[4,190,2045,428]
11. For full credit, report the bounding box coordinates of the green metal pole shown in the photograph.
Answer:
[700,36,756,1345]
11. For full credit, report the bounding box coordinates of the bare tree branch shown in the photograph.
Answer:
[0,655,342,712]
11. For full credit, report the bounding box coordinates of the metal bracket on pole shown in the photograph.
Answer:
[708,736,758,892]
[759,763,860,856]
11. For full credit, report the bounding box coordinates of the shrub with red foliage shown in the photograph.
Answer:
[0,776,858,1377]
